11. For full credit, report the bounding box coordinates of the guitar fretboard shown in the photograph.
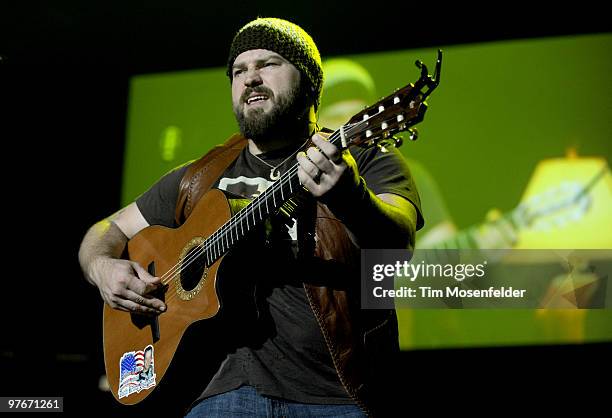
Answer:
[198,127,351,266]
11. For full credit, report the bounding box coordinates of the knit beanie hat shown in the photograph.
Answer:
[227,17,324,110]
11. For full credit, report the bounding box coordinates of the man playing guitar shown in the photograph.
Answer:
[79,17,423,417]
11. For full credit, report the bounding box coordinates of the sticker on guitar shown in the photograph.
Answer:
[118,345,156,399]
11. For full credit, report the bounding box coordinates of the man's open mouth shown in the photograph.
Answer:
[246,95,269,105]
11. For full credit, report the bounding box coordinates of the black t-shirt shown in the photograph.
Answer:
[135,141,423,404]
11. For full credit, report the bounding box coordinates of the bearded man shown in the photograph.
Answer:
[79,17,423,417]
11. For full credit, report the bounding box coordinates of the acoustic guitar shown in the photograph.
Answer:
[103,51,443,406]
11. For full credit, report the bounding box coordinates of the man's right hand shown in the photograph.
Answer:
[90,257,166,316]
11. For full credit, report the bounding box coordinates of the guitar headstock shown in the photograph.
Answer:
[338,50,442,150]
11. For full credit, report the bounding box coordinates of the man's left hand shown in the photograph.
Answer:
[296,133,360,200]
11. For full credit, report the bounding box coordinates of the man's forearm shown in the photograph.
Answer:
[78,219,128,286]
[324,177,416,249]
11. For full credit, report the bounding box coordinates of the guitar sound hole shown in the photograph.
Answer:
[180,247,206,291]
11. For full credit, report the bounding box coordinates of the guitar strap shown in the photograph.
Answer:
[174,133,248,225]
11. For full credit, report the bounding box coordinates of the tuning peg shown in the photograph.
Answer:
[378,144,389,153]
[393,136,403,148]
[408,128,418,141]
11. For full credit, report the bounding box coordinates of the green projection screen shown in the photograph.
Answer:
[123,33,612,349]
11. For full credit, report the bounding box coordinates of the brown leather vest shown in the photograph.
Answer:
[175,134,399,417]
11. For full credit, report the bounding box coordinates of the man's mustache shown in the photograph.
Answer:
[241,87,274,104]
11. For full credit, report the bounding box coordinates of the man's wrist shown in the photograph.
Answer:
[87,255,112,287]
[321,176,372,222]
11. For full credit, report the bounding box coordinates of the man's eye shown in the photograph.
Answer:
[233,69,244,77]
[264,62,278,67]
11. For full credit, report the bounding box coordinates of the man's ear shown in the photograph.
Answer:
[301,78,315,107]
[310,85,320,113]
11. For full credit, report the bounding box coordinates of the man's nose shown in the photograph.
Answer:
[244,68,263,87]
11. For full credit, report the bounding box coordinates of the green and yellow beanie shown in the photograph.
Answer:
[227,17,324,110]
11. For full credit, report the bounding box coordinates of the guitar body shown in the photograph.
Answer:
[104,189,240,407]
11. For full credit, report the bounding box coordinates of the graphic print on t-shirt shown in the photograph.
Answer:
[218,175,271,199]
[218,175,298,241]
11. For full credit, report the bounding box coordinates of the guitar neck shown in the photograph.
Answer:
[201,164,301,264]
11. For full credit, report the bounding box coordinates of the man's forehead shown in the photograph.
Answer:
[233,49,288,66]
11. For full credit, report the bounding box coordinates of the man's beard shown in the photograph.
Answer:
[233,83,308,143]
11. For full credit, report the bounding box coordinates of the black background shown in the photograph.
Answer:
[1,1,609,415]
